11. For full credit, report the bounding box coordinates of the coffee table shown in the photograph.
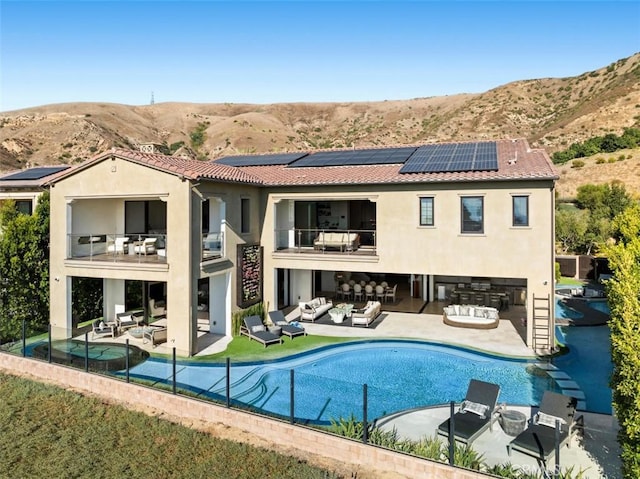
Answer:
[329,308,346,323]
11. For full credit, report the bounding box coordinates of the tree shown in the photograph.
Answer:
[555,208,588,254]
[604,204,640,478]
[0,192,50,342]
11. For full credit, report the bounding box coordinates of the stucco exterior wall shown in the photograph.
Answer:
[49,156,196,355]
[261,180,555,348]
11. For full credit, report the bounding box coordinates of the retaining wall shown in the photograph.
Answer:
[0,354,487,479]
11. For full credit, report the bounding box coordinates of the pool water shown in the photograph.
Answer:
[588,300,610,314]
[553,325,612,414]
[555,297,583,319]
[129,340,558,424]
[29,339,149,372]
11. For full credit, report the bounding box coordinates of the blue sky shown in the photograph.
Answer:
[1,1,638,112]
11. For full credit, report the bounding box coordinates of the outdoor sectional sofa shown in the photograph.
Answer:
[443,305,500,329]
[313,232,359,252]
[299,297,333,322]
[351,300,382,327]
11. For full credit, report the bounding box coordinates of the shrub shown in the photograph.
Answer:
[608,157,617,163]
[596,157,605,164]
[571,160,585,168]
[618,154,626,161]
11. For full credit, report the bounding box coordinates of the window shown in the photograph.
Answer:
[241,198,250,234]
[419,197,434,226]
[15,200,33,215]
[512,196,529,227]
[461,196,483,234]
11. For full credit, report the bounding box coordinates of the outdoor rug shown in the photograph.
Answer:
[307,312,387,330]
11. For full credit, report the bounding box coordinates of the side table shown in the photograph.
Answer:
[268,326,282,336]
[499,409,527,436]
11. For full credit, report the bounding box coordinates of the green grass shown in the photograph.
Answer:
[0,373,339,479]
[191,334,357,362]
[557,277,587,286]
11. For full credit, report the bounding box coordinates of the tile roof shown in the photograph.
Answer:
[48,148,263,185]
[47,139,557,188]
[212,139,558,186]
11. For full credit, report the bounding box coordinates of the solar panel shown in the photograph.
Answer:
[399,142,498,174]
[289,147,417,167]
[1,166,70,181]
[215,152,308,167]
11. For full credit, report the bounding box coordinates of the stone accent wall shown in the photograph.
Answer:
[0,355,486,479]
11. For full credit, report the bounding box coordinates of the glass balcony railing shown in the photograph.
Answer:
[202,231,224,261]
[67,233,168,263]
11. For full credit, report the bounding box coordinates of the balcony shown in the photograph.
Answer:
[274,228,377,256]
[202,231,224,261]
[67,233,168,264]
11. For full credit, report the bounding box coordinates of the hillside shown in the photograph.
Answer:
[555,147,640,199]
[1,53,639,181]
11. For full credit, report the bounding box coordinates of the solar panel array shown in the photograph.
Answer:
[399,142,498,174]
[216,152,308,167]
[289,147,417,168]
[1,166,70,181]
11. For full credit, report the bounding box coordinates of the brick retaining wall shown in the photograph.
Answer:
[0,354,487,479]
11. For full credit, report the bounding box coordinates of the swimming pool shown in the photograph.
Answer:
[553,325,612,414]
[127,340,558,424]
[29,339,149,372]
[555,297,583,319]
[588,300,610,315]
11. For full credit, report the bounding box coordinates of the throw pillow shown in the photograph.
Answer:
[319,297,326,305]
[99,321,106,330]
[120,314,132,323]
[474,308,486,318]
[461,400,489,419]
[487,309,499,320]
[459,306,470,316]
[251,325,265,333]
[536,412,566,430]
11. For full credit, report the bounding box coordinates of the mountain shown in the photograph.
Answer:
[1,53,639,173]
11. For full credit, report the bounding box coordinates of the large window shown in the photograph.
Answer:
[461,196,484,234]
[241,198,250,234]
[419,197,434,226]
[512,196,529,227]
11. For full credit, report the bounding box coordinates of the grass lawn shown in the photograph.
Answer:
[557,277,586,286]
[171,334,359,363]
[0,373,339,479]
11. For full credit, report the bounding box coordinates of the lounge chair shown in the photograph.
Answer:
[134,237,157,255]
[437,379,501,445]
[241,315,283,347]
[268,310,307,339]
[91,319,116,339]
[507,391,583,465]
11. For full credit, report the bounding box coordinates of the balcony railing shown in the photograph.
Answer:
[67,233,168,263]
[202,231,224,261]
[274,228,376,255]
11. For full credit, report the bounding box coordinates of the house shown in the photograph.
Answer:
[48,139,558,355]
[0,165,70,217]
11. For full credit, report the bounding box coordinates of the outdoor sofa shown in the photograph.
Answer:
[351,301,382,327]
[298,297,333,322]
[313,232,359,252]
[443,305,499,329]
[116,310,144,333]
